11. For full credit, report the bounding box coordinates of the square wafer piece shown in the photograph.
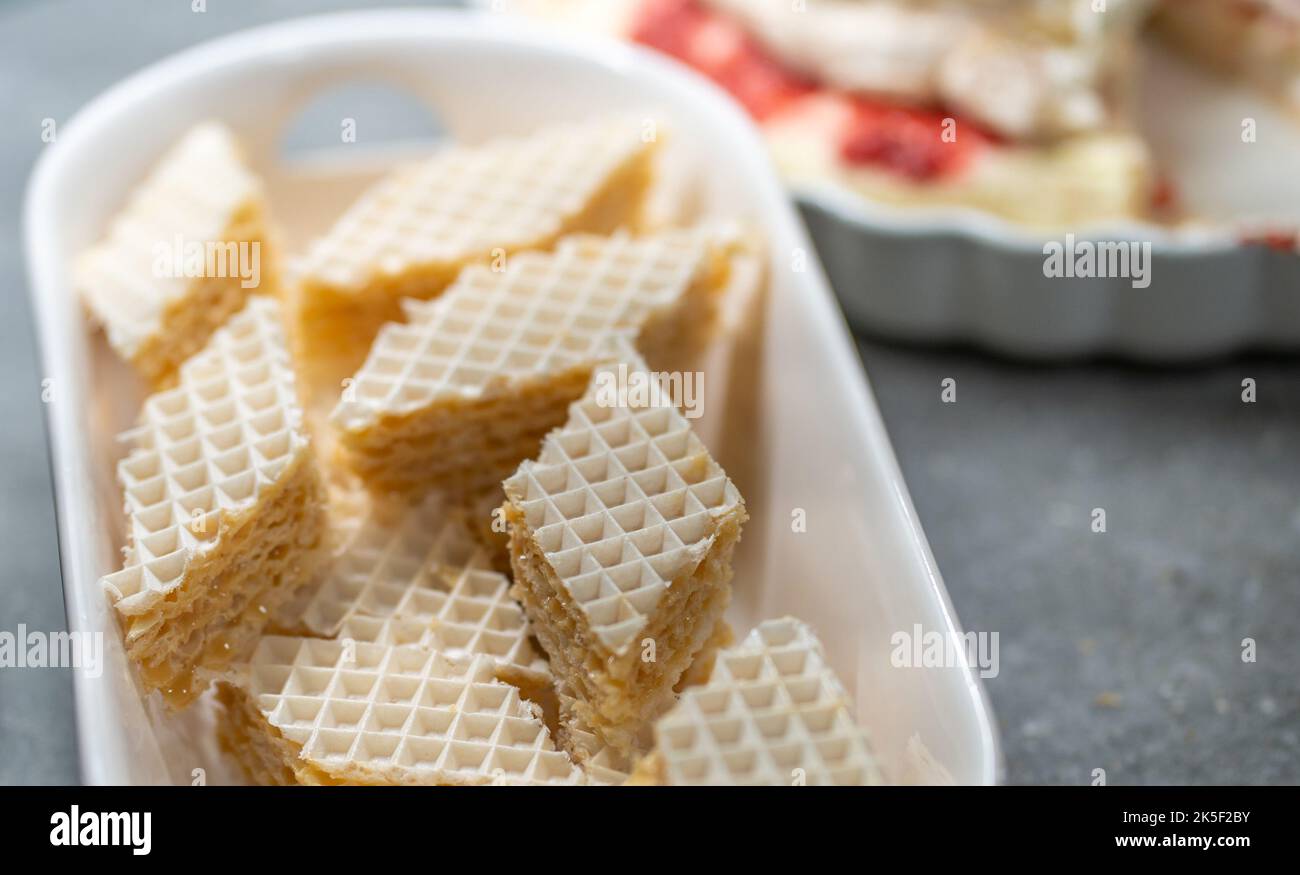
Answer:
[503,351,746,755]
[331,227,735,499]
[217,637,582,786]
[101,297,327,707]
[628,617,884,786]
[289,117,658,392]
[76,122,276,387]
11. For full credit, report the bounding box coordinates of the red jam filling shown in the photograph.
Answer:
[839,99,989,182]
[630,0,991,181]
[631,0,814,121]
[1239,230,1300,253]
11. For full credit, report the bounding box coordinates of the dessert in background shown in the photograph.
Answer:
[504,0,1300,229]
[1152,0,1300,117]
[508,0,1157,227]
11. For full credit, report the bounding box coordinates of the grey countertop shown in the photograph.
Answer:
[855,340,1300,784]
[2,0,1296,785]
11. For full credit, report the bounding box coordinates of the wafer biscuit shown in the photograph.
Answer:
[554,619,732,783]
[264,481,372,632]
[291,491,549,689]
[628,617,884,786]
[503,349,746,755]
[101,297,326,707]
[76,122,275,387]
[332,227,734,499]
[554,683,635,785]
[289,117,658,391]
[217,637,581,785]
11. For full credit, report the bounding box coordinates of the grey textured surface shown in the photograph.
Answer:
[1,0,1297,785]
[855,341,1300,784]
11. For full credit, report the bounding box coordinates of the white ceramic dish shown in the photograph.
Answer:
[24,9,1000,785]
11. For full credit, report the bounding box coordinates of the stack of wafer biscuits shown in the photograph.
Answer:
[100,296,326,707]
[76,122,276,388]
[81,115,884,785]
[331,228,737,499]
[288,117,659,393]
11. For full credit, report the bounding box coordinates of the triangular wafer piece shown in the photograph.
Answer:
[101,297,327,707]
[332,227,734,498]
[503,349,746,755]
[217,637,582,786]
[629,617,884,786]
[289,117,658,391]
[76,122,275,387]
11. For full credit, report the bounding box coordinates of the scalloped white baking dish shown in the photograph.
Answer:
[25,8,999,785]
[487,1,1300,361]
[799,194,1300,362]
[798,39,1300,361]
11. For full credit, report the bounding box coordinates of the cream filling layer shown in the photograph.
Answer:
[701,0,1150,141]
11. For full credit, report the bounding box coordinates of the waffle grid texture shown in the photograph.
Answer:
[335,229,713,423]
[223,487,565,784]
[295,117,654,293]
[504,350,745,754]
[332,228,724,497]
[232,636,582,785]
[554,616,733,783]
[644,617,884,786]
[288,117,657,388]
[296,492,549,683]
[83,113,805,785]
[101,296,325,704]
[76,121,273,386]
[504,351,743,654]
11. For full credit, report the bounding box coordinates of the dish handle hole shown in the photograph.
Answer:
[277,81,450,163]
